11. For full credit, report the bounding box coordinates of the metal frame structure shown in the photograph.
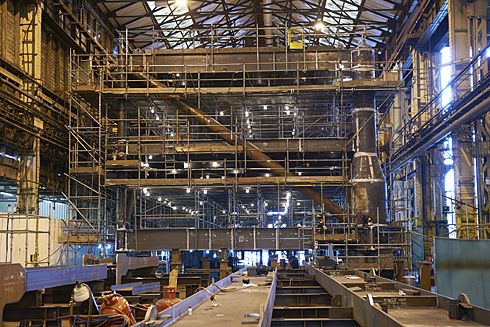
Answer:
[62,24,412,272]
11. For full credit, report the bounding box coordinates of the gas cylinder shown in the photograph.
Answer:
[99,292,137,325]
[155,286,181,312]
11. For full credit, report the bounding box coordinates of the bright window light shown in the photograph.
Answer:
[440,47,452,108]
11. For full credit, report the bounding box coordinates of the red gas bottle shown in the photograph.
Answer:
[99,292,137,325]
[155,286,181,312]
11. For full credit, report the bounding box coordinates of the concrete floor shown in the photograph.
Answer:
[174,275,272,326]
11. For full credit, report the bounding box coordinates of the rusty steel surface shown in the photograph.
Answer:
[307,266,490,326]
[0,264,26,324]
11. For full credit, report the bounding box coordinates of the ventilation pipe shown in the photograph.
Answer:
[350,38,387,224]
[262,0,273,46]
[351,92,387,224]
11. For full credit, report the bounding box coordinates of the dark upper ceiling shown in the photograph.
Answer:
[95,0,411,49]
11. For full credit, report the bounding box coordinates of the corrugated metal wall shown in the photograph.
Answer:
[0,200,70,219]
[1,0,69,92]
[1,0,19,66]
[41,29,69,92]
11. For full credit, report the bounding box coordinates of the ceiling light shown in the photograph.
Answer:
[245,111,250,117]
[158,197,162,202]
[245,188,250,194]
[263,105,268,110]
[206,174,210,179]
[297,202,301,206]
[265,173,271,177]
[174,0,187,7]
[203,190,208,195]
[148,155,153,160]
[143,188,148,193]
[264,202,269,207]
[298,172,302,176]
[251,203,254,207]
[150,108,155,114]
[155,115,160,120]
[199,201,203,205]
[222,210,226,214]
[211,161,219,168]
[171,168,177,174]
[176,73,181,77]
[314,21,325,30]
[219,111,224,116]
[186,187,191,193]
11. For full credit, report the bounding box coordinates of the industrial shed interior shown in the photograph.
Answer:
[0,0,490,326]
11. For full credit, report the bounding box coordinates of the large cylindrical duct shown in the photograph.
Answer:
[351,92,387,224]
[262,0,273,47]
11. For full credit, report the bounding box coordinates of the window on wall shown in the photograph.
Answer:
[440,47,452,108]
[440,47,456,238]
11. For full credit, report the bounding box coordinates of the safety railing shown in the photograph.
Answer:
[392,45,490,155]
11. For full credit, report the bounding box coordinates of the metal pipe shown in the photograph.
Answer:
[351,92,387,224]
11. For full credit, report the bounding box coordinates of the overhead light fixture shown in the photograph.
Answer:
[265,173,271,177]
[264,202,269,207]
[199,201,203,205]
[314,21,325,30]
[222,210,226,214]
[219,111,224,116]
[186,187,191,193]
[245,188,250,194]
[211,161,219,168]
[298,172,302,176]
[150,108,155,114]
[245,111,250,117]
[206,174,210,179]
[158,197,162,202]
[148,155,153,160]
[263,105,268,110]
[174,0,187,7]
[203,190,208,195]
[171,168,177,174]
[297,202,301,206]
[155,115,160,120]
